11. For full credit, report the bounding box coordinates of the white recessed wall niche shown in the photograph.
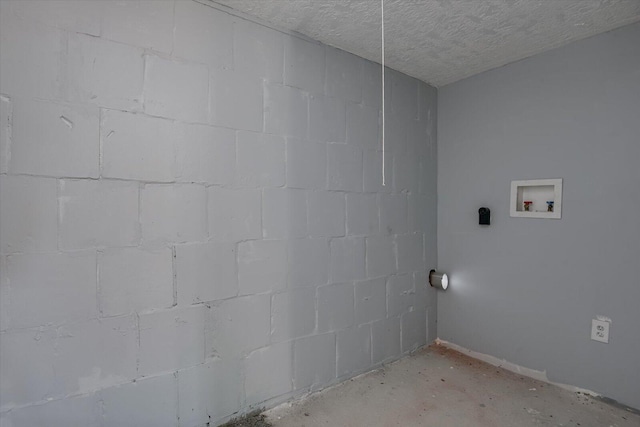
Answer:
[510,179,563,219]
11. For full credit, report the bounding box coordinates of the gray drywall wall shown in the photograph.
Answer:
[437,22,640,409]
[0,1,437,425]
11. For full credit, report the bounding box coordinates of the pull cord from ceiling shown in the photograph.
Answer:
[381,0,386,186]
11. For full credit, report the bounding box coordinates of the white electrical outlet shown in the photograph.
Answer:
[591,319,610,343]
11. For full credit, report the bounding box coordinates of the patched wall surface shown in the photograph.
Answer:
[0,1,437,426]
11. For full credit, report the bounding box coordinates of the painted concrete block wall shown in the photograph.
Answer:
[0,1,437,425]
[437,23,640,409]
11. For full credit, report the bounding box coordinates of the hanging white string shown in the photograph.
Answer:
[381,0,386,186]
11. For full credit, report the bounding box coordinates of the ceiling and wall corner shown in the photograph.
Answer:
[211,0,640,87]
[1,0,639,424]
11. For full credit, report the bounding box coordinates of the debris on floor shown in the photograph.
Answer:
[265,345,640,427]
[220,410,273,427]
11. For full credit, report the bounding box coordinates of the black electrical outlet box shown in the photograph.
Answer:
[479,207,491,225]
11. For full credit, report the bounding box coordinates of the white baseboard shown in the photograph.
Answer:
[435,338,599,397]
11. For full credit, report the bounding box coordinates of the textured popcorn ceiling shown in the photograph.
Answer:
[212,0,640,86]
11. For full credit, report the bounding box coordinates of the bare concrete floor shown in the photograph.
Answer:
[266,345,639,427]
